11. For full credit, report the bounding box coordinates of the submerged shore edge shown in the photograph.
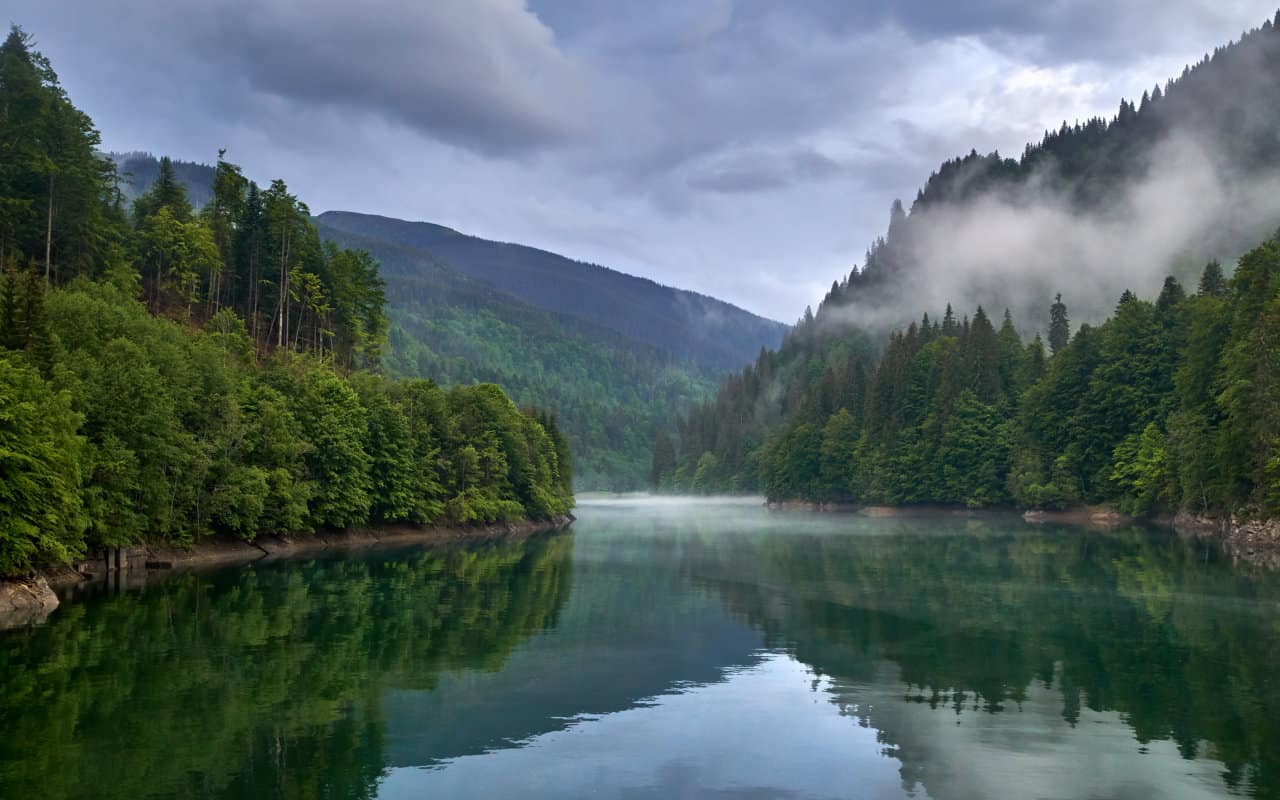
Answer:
[763,499,1280,568]
[0,514,576,630]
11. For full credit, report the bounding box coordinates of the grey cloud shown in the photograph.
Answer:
[197,0,588,155]
[686,148,851,194]
[7,0,1279,322]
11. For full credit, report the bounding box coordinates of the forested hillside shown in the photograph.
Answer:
[318,222,717,489]
[316,212,787,372]
[661,253,1280,519]
[657,13,1280,521]
[817,10,1280,336]
[110,151,215,208]
[0,26,571,577]
[107,156,769,490]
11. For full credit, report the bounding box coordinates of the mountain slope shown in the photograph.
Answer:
[107,154,778,489]
[109,151,216,208]
[316,221,719,490]
[819,11,1280,337]
[659,11,1280,518]
[316,211,786,372]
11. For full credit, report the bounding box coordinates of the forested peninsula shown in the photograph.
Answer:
[0,27,573,580]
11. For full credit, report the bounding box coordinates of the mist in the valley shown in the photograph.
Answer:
[823,131,1280,337]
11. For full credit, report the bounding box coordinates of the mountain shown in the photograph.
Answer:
[109,151,216,208]
[315,211,786,373]
[658,11,1280,520]
[816,10,1280,337]
[107,156,786,490]
[315,220,722,490]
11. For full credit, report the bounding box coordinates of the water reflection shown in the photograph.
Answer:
[2,499,1279,799]
[0,535,574,800]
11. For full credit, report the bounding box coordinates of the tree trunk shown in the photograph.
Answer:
[44,174,54,284]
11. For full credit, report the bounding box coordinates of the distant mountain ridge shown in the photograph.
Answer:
[315,218,723,489]
[316,211,786,372]
[109,151,216,208]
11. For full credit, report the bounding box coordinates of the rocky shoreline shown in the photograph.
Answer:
[0,515,575,630]
[1170,512,1280,569]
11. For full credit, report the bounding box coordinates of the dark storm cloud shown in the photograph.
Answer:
[7,0,1278,320]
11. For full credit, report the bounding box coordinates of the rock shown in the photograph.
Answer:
[0,577,59,630]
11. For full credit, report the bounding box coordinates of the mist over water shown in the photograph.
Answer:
[3,498,1278,799]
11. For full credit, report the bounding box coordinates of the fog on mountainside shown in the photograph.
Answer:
[814,11,1280,337]
[660,12,1280,522]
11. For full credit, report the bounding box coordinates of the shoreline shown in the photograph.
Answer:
[764,498,1280,567]
[0,515,575,630]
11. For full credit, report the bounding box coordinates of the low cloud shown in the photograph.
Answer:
[824,131,1280,334]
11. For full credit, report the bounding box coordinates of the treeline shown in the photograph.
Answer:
[1,279,572,576]
[657,237,1280,519]
[0,26,572,576]
[0,27,385,367]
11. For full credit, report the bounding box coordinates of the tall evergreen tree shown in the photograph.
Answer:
[649,429,676,489]
[1048,293,1070,355]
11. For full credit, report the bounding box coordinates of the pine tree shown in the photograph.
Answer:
[649,430,677,489]
[942,303,958,336]
[0,264,20,349]
[133,156,191,224]
[18,264,54,376]
[1048,293,1070,355]
[1197,260,1228,297]
[1156,276,1186,312]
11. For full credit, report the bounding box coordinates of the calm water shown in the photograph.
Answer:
[3,497,1280,800]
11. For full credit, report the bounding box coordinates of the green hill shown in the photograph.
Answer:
[316,222,720,489]
[316,211,786,373]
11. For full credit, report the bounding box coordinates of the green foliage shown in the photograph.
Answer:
[321,222,718,490]
[0,355,85,573]
[0,280,572,574]
[0,32,574,574]
[667,239,1280,519]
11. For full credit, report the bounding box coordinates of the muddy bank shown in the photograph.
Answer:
[138,515,575,573]
[766,500,863,512]
[3,515,574,628]
[1022,507,1134,527]
[766,497,1280,568]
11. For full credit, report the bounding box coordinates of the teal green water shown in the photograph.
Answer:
[3,497,1279,799]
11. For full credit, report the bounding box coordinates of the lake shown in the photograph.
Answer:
[2,497,1278,799]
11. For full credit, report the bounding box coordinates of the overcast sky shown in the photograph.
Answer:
[11,1,1279,321]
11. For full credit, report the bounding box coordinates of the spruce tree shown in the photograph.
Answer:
[0,264,20,350]
[19,264,54,376]
[1197,260,1228,297]
[1048,293,1070,355]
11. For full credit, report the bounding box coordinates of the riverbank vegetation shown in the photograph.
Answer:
[658,243,1280,520]
[0,26,572,576]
